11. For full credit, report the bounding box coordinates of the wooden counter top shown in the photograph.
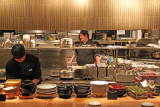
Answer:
[1,95,160,107]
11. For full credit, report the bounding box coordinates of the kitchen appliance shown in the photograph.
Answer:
[135,38,154,58]
[117,34,131,40]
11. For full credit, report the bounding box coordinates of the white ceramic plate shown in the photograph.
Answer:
[37,84,57,89]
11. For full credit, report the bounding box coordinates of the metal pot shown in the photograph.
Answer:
[60,70,74,79]
[50,69,60,77]
[151,51,160,59]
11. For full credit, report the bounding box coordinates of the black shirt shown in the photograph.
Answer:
[75,39,100,65]
[6,54,42,81]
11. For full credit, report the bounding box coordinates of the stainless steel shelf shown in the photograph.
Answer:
[1,46,160,50]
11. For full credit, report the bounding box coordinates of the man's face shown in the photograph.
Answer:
[80,34,88,43]
[15,55,26,63]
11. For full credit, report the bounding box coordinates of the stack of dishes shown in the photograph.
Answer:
[155,85,160,93]
[36,84,57,98]
[57,83,73,98]
[4,86,17,99]
[74,84,91,98]
[19,80,37,96]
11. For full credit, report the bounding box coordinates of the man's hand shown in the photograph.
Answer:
[97,63,100,67]
[32,79,40,85]
[67,60,72,66]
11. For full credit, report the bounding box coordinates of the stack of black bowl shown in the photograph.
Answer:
[155,85,160,94]
[74,84,91,98]
[19,80,37,96]
[57,83,73,98]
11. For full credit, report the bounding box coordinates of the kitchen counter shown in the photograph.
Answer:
[1,95,160,107]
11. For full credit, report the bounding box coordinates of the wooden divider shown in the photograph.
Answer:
[0,0,160,30]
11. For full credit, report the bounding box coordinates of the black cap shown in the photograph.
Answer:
[80,30,88,36]
[11,44,25,59]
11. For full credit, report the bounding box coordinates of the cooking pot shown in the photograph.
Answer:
[50,69,60,77]
[151,51,160,59]
[60,70,74,79]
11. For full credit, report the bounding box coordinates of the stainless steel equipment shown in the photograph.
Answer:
[117,34,132,40]
[151,51,160,59]
[60,38,73,48]
[82,64,97,80]
[135,38,154,58]
[136,38,153,47]
[60,69,74,79]
[50,69,60,77]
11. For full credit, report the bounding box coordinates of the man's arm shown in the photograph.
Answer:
[95,55,100,67]
[32,79,40,85]
[6,61,18,79]
[68,53,76,66]
[93,49,100,67]
[32,57,42,84]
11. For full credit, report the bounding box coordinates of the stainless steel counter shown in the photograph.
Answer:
[2,46,160,49]
[0,47,71,69]
[1,46,159,69]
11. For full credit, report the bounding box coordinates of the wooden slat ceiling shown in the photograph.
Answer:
[0,0,160,30]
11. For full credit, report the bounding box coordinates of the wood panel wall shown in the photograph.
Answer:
[0,0,160,30]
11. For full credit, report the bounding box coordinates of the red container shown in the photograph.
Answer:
[109,85,127,96]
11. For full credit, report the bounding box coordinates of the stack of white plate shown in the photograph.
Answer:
[36,84,57,98]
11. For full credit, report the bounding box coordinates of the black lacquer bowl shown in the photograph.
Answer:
[74,84,91,98]
[19,80,37,96]
[57,83,73,98]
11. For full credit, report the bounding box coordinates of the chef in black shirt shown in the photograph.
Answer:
[68,30,100,66]
[6,44,42,85]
